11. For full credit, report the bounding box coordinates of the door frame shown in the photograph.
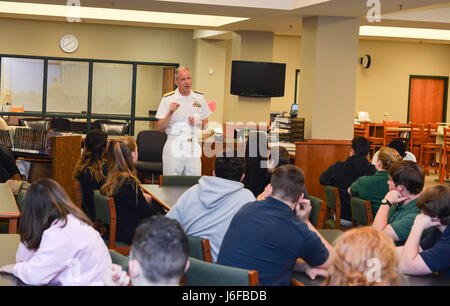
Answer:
[407,75,448,123]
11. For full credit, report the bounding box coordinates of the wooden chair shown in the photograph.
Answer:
[309,195,327,229]
[188,236,213,263]
[350,196,374,227]
[323,186,343,230]
[439,127,450,184]
[367,123,384,159]
[383,120,399,146]
[353,122,369,138]
[73,180,82,210]
[159,175,201,187]
[184,257,259,286]
[93,190,130,256]
[411,123,443,175]
[16,181,30,212]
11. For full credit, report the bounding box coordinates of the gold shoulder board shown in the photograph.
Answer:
[163,90,175,97]
[193,90,203,95]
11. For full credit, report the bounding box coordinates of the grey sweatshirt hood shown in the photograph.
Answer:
[197,176,245,208]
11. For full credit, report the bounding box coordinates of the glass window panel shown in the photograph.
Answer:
[47,60,89,113]
[136,65,174,118]
[0,57,44,112]
[91,63,133,115]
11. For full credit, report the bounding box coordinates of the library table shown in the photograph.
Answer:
[0,184,20,233]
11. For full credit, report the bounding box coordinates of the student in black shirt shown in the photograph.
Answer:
[100,136,159,245]
[319,136,376,224]
[73,129,108,221]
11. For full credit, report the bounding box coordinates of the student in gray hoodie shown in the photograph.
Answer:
[166,155,255,262]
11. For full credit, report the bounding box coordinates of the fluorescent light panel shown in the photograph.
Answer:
[0,1,248,27]
[360,26,450,41]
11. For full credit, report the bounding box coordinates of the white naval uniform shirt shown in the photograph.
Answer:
[155,88,211,138]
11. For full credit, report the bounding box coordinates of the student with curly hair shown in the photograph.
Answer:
[73,129,108,221]
[324,226,401,286]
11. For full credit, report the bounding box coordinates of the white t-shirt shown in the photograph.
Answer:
[155,89,211,137]
[371,150,417,165]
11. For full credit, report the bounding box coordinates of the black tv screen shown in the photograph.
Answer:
[230,60,286,97]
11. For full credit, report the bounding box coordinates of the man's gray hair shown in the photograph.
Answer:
[175,66,190,80]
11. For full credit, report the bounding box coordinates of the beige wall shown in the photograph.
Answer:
[356,39,450,123]
[192,38,227,130]
[272,35,302,112]
[0,18,193,64]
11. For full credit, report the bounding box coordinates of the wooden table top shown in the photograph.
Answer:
[142,184,190,211]
[0,184,20,218]
[0,234,25,286]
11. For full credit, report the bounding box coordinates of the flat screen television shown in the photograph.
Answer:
[230,60,286,97]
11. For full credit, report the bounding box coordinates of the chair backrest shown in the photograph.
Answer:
[20,119,49,131]
[137,130,167,163]
[188,236,213,263]
[309,195,327,229]
[184,257,259,286]
[383,120,399,145]
[444,127,450,152]
[323,185,338,210]
[354,122,369,138]
[100,122,130,136]
[50,118,71,132]
[350,196,374,226]
[16,181,30,212]
[159,175,200,186]
[109,249,129,273]
[73,180,82,209]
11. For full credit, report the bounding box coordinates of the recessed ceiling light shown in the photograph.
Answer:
[360,26,450,41]
[0,1,248,27]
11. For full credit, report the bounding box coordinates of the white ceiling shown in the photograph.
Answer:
[0,0,449,38]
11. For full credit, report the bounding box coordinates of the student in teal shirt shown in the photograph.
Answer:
[349,147,402,216]
[372,161,424,246]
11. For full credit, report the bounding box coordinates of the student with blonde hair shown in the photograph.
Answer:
[324,226,401,286]
[349,147,402,216]
[101,136,159,245]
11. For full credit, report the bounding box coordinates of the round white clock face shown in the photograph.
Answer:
[60,35,79,53]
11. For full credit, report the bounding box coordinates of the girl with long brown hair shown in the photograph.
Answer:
[100,136,158,245]
[73,129,108,221]
[0,178,111,285]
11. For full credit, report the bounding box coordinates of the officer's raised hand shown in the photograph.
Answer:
[169,102,180,115]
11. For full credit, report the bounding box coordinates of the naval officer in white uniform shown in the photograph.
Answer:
[156,66,211,175]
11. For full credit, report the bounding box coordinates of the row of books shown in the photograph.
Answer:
[0,127,53,155]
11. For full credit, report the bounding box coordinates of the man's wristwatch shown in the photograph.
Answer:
[381,198,392,207]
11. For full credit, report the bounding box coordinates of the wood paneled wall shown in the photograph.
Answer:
[295,139,352,200]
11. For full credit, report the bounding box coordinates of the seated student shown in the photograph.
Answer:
[267,146,290,173]
[372,139,416,165]
[319,136,376,226]
[73,129,108,221]
[323,226,400,286]
[0,178,111,285]
[104,215,190,286]
[166,155,255,262]
[349,147,402,216]
[372,160,424,246]
[0,142,22,195]
[398,185,450,277]
[217,165,333,286]
[100,136,159,245]
[257,146,310,201]
[243,131,271,197]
